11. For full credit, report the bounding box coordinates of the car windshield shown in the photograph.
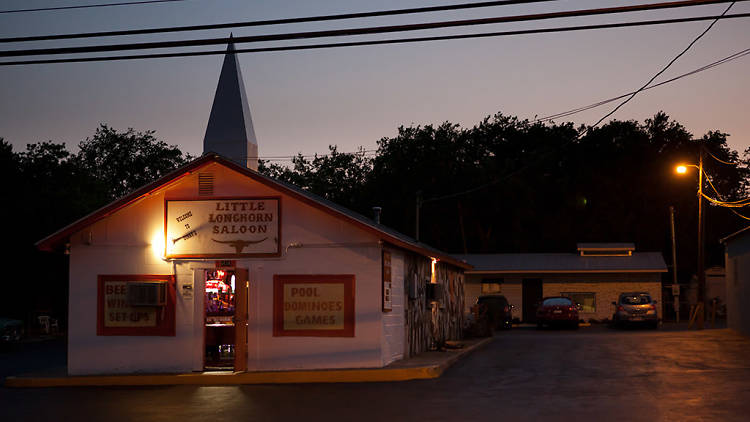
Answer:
[542,298,572,306]
[620,294,651,305]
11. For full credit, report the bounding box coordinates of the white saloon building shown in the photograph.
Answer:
[38,40,469,375]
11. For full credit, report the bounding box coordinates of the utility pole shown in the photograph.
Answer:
[696,145,705,329]
[415,190,422,242]
[669,206,680,322]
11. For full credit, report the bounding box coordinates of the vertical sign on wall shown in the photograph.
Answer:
[383,250,392,311]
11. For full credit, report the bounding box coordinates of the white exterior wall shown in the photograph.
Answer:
[381,249,405,366]
[67,163,389,375]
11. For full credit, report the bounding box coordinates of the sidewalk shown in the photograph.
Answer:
[4,337,492,388]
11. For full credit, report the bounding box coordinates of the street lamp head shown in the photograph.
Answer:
[676,165,688,174]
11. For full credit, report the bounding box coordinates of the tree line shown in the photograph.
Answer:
[3,112,748,321]
[262,111,750,282]
[0,125,192,320]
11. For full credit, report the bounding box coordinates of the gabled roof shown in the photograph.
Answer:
[455,252,667,274]
[36,153,471,270]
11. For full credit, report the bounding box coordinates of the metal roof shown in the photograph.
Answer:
[455,252,667,274]
[37,153,471,270]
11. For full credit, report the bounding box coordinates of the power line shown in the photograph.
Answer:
[534,46,750,123]
[1,0,559,42]
[706,148,739,165]
[581,1,737,135]
[424,3,740,205]
[253,149,378,161]
[0,0,197,15]
[1,0,743,58]
[264,47,750,165]
[730,209,750,220]
[2,12,749,66]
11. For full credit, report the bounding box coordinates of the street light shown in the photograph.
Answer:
[675,146,705,329]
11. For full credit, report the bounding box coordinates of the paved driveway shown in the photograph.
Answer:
[2,326,750,421]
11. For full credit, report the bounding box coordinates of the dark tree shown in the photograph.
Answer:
[259,111,750,285]
[260,145,372,211]
[76,125,193,200]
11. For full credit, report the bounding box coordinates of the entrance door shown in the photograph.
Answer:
[203,268,248,371]
[522,279,543,323]
[234,268,248,372]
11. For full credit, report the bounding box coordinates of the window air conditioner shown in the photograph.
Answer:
[127,282,167,307]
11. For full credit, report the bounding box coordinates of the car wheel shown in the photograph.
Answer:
[536,321,543,329]
[650,321,659,330]
[572,321,580,330]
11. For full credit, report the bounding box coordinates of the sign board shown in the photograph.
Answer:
[181,282,194,300]
[102,281,157,327]
[96,275,176,336]
[273,275,355,337]
[215,260,236,269]
[382,250,392,311]
[165,197,281,258]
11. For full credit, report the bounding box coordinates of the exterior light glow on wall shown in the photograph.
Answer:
[151,230,167,260]
[431,258,438,284]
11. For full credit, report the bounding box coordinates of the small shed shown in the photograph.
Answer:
[457,243,667,322]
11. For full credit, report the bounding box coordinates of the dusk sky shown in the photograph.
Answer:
[1,0,749,162]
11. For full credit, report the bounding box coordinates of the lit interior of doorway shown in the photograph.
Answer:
[204,269,236,370]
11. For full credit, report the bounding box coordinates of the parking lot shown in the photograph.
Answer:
[3,325,750,421]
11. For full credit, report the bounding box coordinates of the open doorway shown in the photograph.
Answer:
[522,278,543,323]
[204,268,247,371]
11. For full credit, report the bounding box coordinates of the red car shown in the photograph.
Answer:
[536,296,580,329]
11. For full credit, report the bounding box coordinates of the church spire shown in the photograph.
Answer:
[203,35,259,170]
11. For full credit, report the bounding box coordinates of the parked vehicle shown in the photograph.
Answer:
[0,318,23,342]
[612,292,658,329]
[536,297,579,329]
[476,295,513,330]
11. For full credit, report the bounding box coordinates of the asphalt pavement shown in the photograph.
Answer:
[2,324,750,421]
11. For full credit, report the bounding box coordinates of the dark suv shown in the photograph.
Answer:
[612,292,658,329]
[476,295,513,330]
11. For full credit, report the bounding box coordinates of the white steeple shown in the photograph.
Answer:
[203,35,259,170]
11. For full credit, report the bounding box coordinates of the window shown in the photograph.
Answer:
[481,278,503,294]
[97,274,176,336]
[562,292,596,313]
[619,294,651,305]
[542,297,573,306]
